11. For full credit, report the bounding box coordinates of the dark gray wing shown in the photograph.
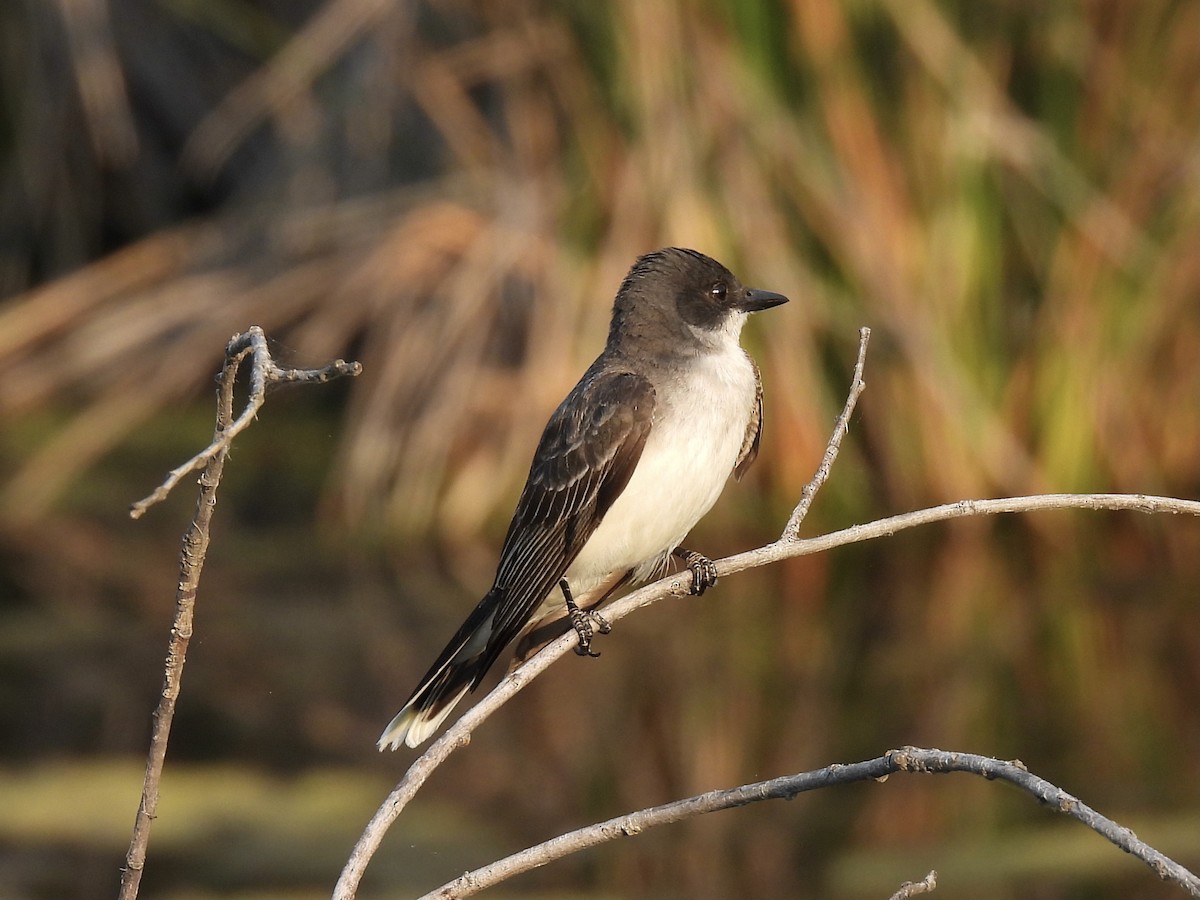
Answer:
[733,356,763,480]
[475,367,656,675]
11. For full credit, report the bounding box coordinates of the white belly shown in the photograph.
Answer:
[564,346,756,592]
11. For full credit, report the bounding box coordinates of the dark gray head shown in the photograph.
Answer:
[607,248,788,354]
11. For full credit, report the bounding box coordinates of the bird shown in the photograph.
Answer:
[378,247,788,750]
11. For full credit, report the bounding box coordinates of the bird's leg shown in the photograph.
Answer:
[560,578,610,657]
[673,547,718,595]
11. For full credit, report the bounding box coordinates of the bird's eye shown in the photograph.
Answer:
[710,283,727,299]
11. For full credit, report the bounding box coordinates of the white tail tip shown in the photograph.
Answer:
[376,684,472,751]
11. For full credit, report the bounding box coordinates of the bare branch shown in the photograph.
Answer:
[415,753,894,900]
[129,326,361,518]
[718,492,1200,584]
[890,748,1200,897]
[420,749,1198,899]
[119,328,359,899]
[118,341,239,900]
[889,870,938,899]
[338,330,1200,897]
[783,325,870,540]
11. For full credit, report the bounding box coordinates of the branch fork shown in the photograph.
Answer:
[335,324,1200,898]
[119,327,359,900]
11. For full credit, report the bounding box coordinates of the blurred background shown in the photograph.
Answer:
[2,0,1199,897]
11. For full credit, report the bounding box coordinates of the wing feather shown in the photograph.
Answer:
[734,356,764,480]
[479,367,655,672]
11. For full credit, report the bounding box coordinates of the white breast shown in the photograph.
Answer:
[564,342,757,592]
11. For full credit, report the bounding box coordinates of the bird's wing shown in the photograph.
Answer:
[733,356,763,480]
[477,368,656,674]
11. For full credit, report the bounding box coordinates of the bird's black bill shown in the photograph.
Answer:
[740,289,789,312]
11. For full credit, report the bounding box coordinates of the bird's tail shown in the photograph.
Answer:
[377,591,501,751]
[376,662,479,750]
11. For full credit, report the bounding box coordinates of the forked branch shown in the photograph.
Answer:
[337,324,1200,898]
[119,327,359,900]
[129,326,361,519]
[419,748,1200,898]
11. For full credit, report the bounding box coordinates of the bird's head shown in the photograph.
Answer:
[609,247,788,354]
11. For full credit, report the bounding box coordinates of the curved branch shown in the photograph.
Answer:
[336,489,1200,896]
[336,325,1200,896]
[421,748,1199,899]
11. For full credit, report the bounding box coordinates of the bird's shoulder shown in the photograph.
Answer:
[528,363,657,493]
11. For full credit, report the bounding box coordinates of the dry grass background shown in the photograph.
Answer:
[1,0,1199,897]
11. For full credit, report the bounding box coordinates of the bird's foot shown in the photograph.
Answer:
[569,607,612,657]
[560,579,610,657]
[673,547,718,595]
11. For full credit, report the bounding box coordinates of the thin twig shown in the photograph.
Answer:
[421,748,1198,899]
[118,344,241,899]
[783,325,869,540]
[129,326,361,519]
[119,328,359,899]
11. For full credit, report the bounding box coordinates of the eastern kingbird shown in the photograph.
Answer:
[378,247,788,750]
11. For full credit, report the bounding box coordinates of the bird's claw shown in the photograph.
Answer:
[675,548,718,595]
[569,607,610,657]
[561,579,610,657]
